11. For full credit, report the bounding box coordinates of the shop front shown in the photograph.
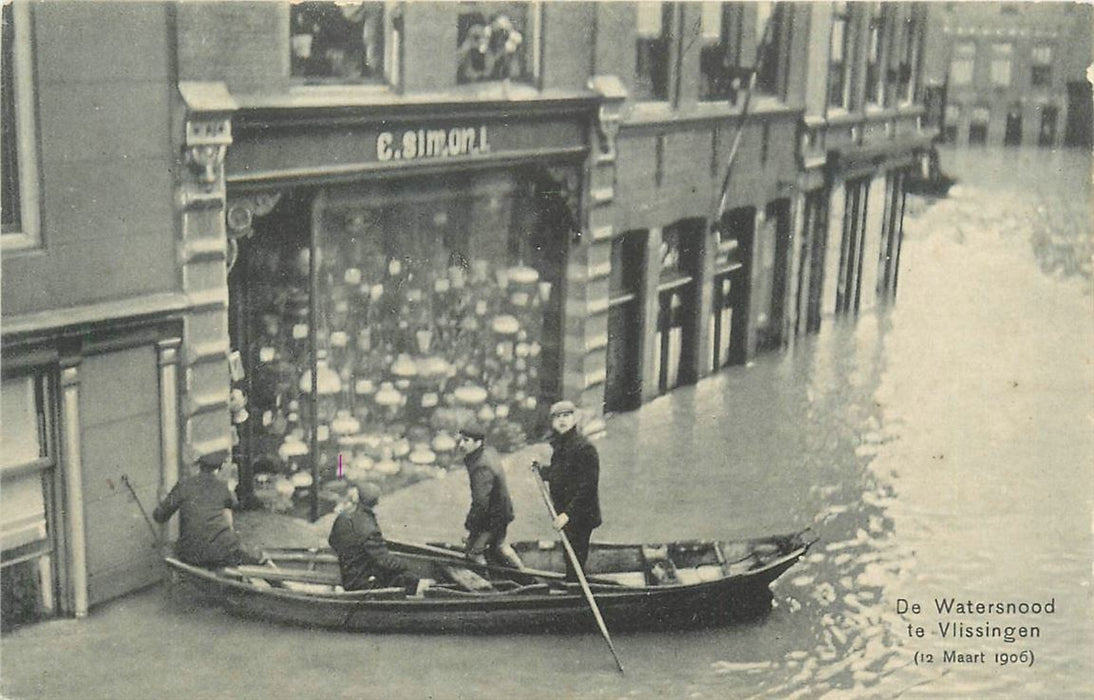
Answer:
[222,100,594,516]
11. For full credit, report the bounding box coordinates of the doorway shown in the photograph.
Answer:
[655,220,702,394]
[756,199,791,352]
[605,230,646,412]
[1004,107,1022,146]
[1039,105,1058,148]
[1064,81,1093,147]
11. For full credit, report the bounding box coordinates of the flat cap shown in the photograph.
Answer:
[549,400,577,417]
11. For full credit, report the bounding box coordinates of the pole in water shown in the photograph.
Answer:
[530,463,625,674]
[120,475,161,547]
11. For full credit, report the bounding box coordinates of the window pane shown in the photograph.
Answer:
[990,46,1011,87]
[700,2,721,41]
[700,3,744,102]
[1031,45,1051,65]
[634,2,670,101]
[291,2,385,82]
[457,2,530,84]
[1,376,43,469]
[2,2,21,232]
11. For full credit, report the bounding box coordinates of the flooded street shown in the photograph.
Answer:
[3,146,1091,700]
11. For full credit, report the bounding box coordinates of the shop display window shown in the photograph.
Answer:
[457,2,531,84]
[233,170,571,516]
[291,2,385,82]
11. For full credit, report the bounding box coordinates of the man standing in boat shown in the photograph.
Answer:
[456,423,524,569]
[328,481,424,593]
[536,401,602,582]
[153,448,265,568]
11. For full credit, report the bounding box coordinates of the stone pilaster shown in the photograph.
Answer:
[176,82,237,468]
[560,77,625,415]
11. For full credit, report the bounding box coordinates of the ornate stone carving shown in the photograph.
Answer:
[178,82,237,206]
[225,192,283,240]
[588,75,627,157]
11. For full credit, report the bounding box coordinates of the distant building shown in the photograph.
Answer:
[922,2,1093,148]
[2,1,933,623]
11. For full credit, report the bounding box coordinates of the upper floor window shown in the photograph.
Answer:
[828,2,852,109]
[753,2,787,97]
[699,2,746,102]
[896,10,921,103]
[290,2,385,82]
[2,1,39,251]
[635,2,672,102]
[699,2,785,103]
[1030,45,1052,88]
[990,42,1012,88]
[950,41,975,86]
[865,6,884,106]
[457,2,532,84]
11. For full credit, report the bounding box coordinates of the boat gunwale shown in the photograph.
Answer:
[165,532,812,607]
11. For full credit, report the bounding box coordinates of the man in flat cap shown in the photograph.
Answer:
[535,401,602,582]
[456,423,523,569]
[154,448,264,568]
[328,480,424,593]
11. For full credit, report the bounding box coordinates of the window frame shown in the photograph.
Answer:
[288,2,388,85]
[633,1,674,103]
[698,2,745,103]
[864,5,885,107]
[1030,45,1052,89]
[989,42,1013,89]
[827,2,853,111]
[950,41,976,87]
[456,1,538,86]
[897,9,921,105]
[2,1,41,252]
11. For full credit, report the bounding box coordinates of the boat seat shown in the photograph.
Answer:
[593,571,647,588]
[439,564,495,592]
[231,565,341,586]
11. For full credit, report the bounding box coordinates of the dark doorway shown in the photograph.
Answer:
[1039,105,1059,148]
[1004,107,1022,146]
[1064,81,1093,148]
[716,207,754,365]
[801,190,828,335]
[756,199,791,352]
[605,230,646,412]
[655,220,703,394]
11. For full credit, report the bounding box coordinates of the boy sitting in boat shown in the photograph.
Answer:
[328,481,426,594]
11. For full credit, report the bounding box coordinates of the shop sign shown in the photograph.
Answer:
[376,125,491,162]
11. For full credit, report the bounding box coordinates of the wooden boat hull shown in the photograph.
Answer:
[166,531,812,634]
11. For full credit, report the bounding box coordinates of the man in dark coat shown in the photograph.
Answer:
[538,401,602,582]
[328,481,422,593]
[457,424,523,569]
[153,449,262,568]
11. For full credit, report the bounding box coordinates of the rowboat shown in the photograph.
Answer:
[165,530,814,633]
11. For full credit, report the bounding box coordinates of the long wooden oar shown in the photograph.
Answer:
[530,463,624,674]
[120,474,161,548]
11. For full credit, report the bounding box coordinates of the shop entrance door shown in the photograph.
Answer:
[1004,108,1022,146]
[756,199,791,352]
[799,190,828,335]
[714,207,754,365]
[1065,81,1093,147]
[1039,106,1058,148]
[655,220,702,394]
[78,346,164,606]
[605,231,646,412]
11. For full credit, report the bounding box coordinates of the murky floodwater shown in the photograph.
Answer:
[3,147,1091,700]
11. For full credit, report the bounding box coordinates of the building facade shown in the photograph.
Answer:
[922,2,1093,148]
[1,0,932,624]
